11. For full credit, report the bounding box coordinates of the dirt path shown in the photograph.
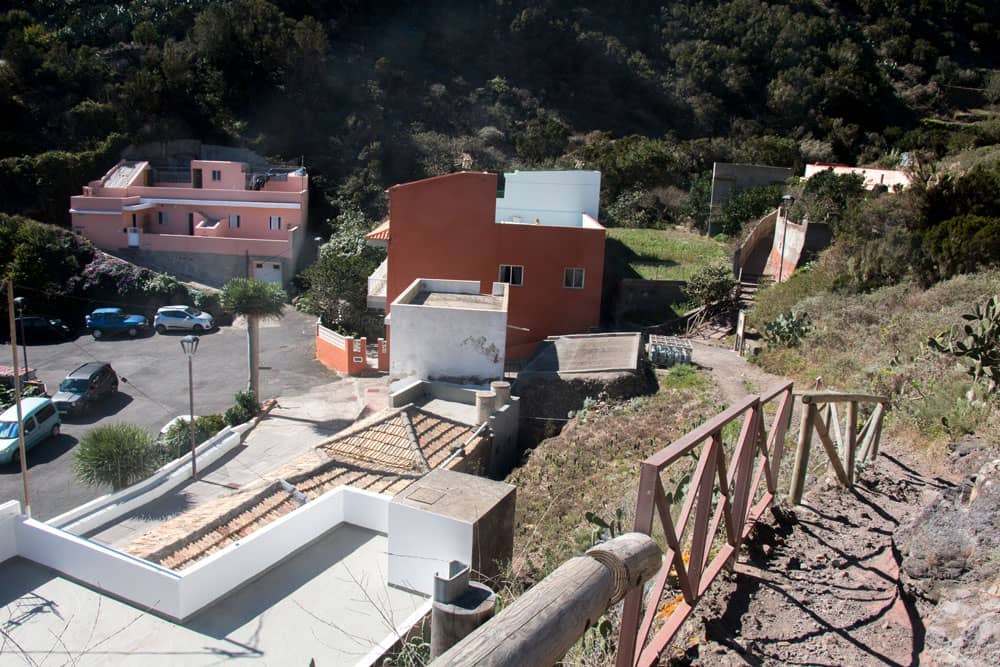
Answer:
[689,340,791,407]
[676,341,939,666]
[679,440,938,666]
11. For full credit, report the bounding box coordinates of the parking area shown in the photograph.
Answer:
[0,307,344,520]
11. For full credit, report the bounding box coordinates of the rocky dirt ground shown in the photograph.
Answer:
[659,342,1000,666]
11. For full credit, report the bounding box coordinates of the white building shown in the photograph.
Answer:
[804,163,911,191]
[389,278,509,383]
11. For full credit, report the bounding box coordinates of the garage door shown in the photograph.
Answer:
[253,261,283,285]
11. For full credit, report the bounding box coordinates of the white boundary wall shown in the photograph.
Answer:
[2,486,472,621]
[15,517,182,616]
[317,321,348,349]
[47,423,250,536]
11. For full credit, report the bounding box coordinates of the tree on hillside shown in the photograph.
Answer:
[220,278,286,400]
[296,203,384,338]
[74,424,158,491]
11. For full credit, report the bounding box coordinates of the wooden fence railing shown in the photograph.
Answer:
[616,381,794,667]
[788,391,889,505]
[433,533,662,666]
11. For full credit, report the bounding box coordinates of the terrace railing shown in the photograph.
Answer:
[616,381,794,667]
[788,391,889,505]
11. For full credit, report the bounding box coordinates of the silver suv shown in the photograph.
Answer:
[154,306,215,334]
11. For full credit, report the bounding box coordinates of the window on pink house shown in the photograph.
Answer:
[211,170,222,181]
[228,214,240,229]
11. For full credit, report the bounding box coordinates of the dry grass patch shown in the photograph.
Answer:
[753,269,1000,455]
[507,365,721,581]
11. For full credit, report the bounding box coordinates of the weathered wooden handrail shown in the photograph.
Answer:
[798,391,890,405]
[788,392,888,505]
[616,382,794,667]
[432,533,661,666]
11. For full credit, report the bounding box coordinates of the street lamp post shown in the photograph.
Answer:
[180,335,200,480]
[13,297,27,377]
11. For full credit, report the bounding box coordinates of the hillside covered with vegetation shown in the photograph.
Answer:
[2,0,997,228]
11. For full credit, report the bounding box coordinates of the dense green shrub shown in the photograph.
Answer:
[605,188,662,228]
[74,424,159,490]
[190,289,223,317]
[923,215,1000,282]
[684,262,737,312]
[224,390,262,427]
[0,384,45,413]
[715,183,785,235]
[157,414,226,463]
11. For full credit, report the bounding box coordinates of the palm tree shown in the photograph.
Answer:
[220,278,286,399]
[74,424,159,490]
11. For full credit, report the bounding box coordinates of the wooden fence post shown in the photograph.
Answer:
[789,402,815,506]
[432,534,661,666]
[846,401,857,485]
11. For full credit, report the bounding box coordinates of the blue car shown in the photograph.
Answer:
[86,308,148,339]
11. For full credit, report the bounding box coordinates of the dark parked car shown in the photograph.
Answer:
[0,316,73,344]
[86,308,148,339]
[51,362,119,416]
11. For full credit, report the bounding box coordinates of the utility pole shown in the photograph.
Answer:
[6,280,31,517]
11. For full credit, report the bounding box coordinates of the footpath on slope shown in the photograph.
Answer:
[667,341,983,666]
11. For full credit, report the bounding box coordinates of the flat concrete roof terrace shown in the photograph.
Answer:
[0,524,428,666]
[409,290,504,310]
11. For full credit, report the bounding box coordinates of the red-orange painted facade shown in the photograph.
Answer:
[382,172,606,359]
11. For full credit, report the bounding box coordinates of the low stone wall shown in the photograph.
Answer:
[109,248,252,288]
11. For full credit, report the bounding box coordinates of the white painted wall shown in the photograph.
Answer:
[386,501,473,596]
[15,518,182,617]
[496,170,601,227]
[0,500,21,563]
[10,487,400,621]
[342,487,390,533]
[390,280,507,382]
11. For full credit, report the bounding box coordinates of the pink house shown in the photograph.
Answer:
[70,159,309,287]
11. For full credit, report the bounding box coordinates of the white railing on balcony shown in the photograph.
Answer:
[367,258,388,310]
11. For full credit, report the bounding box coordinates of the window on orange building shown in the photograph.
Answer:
[269,216,282,230]
[564,267,585,289]
[228,214,240,228]
[498,264,524,286]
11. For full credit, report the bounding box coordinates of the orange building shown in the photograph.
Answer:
[366,170,606,360]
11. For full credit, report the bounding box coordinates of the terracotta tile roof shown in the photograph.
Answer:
[127,481,302,571]
[365,219,391,241]
[124,406,485,570]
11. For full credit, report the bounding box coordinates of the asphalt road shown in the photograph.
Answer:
[0,307,341,520]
